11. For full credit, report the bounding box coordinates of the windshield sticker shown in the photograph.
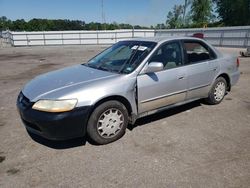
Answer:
[131,45,139,50]
[138,46,148,51]
[131,45,148,51]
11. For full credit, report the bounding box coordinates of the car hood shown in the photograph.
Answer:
[22,65,118,101]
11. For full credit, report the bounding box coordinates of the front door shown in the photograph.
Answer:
[137,41,187,114]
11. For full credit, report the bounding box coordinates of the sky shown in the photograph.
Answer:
[0,0,184,26]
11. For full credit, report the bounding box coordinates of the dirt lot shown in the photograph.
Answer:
[0,45,249,188]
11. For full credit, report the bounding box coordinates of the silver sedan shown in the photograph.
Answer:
[17,37,240,144]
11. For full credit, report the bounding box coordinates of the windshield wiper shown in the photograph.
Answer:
[98,65,118,73]
[98,66,109,71]
[83,63,110,72]
[83,63,97,69]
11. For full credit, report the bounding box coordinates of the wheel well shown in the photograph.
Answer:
[92,96,133,116]
[217,73,231,91]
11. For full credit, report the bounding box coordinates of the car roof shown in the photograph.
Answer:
[125,36,221,57]
[127,36,204,43]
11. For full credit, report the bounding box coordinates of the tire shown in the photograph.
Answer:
[206,77,227,105]
[87,100,128,145]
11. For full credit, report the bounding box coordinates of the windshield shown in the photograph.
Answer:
[84,41,156,74]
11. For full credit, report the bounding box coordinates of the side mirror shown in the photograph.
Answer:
[145,62,164,73]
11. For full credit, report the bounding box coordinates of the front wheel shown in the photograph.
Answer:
[206,77,227,105]
[87,101,128,145]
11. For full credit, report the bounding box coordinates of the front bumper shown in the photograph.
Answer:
[17,92,91,140]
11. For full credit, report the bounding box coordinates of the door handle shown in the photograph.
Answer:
[178,76,185,80]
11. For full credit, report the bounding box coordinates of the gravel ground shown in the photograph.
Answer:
[0,45,249,188]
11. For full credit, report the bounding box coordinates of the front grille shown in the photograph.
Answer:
[17,92,33,109]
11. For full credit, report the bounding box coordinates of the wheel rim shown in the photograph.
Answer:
[97,108,124,138]
[214,81,226,101]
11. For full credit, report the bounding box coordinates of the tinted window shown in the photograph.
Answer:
[183,41,215,64]
[149,42,183,70]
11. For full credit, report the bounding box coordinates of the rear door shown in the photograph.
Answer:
[182,40,219,99]
[137,41,188,114]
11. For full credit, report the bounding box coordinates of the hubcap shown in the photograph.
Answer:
[214,81,226,101]
[97,108,124,138]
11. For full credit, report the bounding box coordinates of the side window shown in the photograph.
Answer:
[149,42,183,70]
[183,41,215,64]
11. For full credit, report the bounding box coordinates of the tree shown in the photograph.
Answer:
[166,5,184,29]
[11,19,27,31]
[213,0,250,26]
[0,16,12,30]
[183,0,192,25]
[155,23,166,29]
[191,0,213,27]
[0,16,149,31]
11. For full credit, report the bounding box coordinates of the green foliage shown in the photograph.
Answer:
[155,23,167,29]
[213,0,250,26]
[0,16,12,30]
[191,0,213,27]
[166,5,184,28]
[0,17,150,31]
[165,0,249,28]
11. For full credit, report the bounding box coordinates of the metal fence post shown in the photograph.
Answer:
[219,30,224,47]
[61,33,64,45]
[79,32,81,45]
[6,31,9,44]
[97,31,99,44]
[26,33,29,46]
[244,29,250,48]
[43,32,46,46]
[10,31,14,46]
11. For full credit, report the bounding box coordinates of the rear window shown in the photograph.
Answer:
[184,41,215,64]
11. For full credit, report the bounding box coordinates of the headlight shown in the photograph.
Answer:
[32,99,77,112]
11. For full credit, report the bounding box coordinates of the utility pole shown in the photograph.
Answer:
[183,0,187,25]
[101,0,106,30]
[183,0,190,26]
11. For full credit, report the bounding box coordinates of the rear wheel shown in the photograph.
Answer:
[87,100,128,145]
[206,77,227,105]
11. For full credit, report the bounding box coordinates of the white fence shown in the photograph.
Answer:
[0,30,154,46]
[156,26,250,48]
[1,26,250,48]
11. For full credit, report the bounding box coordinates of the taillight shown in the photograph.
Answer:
[236,58,240,68]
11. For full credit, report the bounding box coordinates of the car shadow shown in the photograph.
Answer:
[27,131,89,149]
[127,99,203,130]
